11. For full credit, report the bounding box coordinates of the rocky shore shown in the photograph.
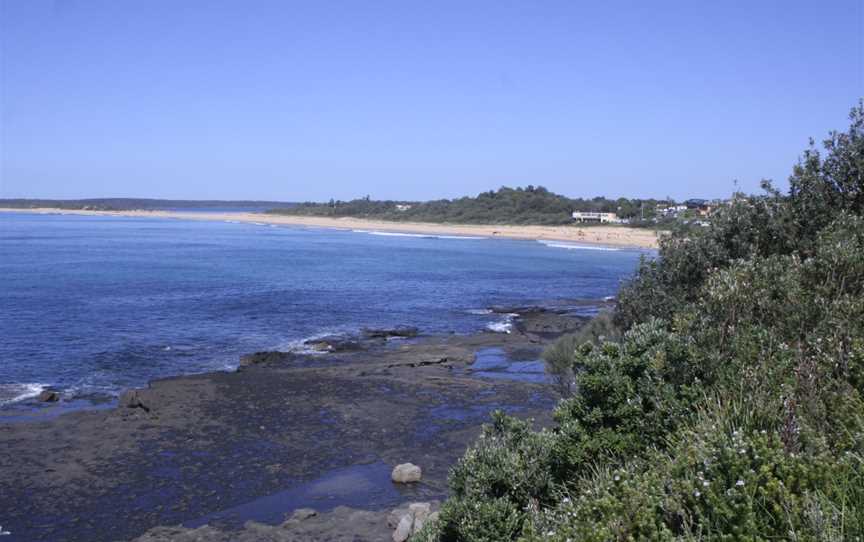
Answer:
[0,302,601,542]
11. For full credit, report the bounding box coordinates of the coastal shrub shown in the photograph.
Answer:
[526,407,864,541]
[423,104,864,541]
[271,185,673,225]
[550,319,700,482]
[430,412,557,540]
[614,190,793,331]
[542,310,621,396]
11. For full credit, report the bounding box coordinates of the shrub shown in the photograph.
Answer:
[423,103,864,541]
[542,310,621,396]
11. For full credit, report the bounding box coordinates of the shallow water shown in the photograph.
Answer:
[470,347,550,384]
[0,212,647,404]
[183,461,418,529]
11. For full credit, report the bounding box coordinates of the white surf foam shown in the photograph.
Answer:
[277,330,347,355]
[353,230,485,240]
[466,308,494,315]
[0,383,46,405]
[538,240,620,251]
[486,313,519,334]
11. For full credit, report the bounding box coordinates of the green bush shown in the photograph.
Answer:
[526,400,864,541]
[542,310,621,395]
[421,103,864,541]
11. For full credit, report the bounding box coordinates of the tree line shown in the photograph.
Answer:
[268,186,672,226]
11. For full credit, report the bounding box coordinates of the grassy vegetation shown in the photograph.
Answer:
[267,186,669,226]
[415,103,864,540]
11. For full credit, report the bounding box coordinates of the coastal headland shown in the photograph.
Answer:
[0,208,660,249]
[0,302,599,541]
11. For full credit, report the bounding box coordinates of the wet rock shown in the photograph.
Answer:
[489,305,544,315]
[409,502,431,532]
[393,513,413,542]
[239,351,296,368]
[304,336,365,353]
[119,389,150,412]
[289,508,317,521]
[387,506,411,528]
[391,463,422,483]
[391,502,434,541]
[363,326,419,339]
[515,312,588,336]
[37,390,60,402]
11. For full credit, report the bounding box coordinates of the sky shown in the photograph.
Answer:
[0,1,862,202]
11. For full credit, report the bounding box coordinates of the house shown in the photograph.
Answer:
[572,211,620,224]
[395,204,413,212]
[655,204,687,217]
[685,198,713,217]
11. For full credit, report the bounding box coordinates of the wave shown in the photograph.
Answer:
[352,229,485,240]
[537,240,619,251]
[486,313,519,334]
[466,308,494,315]
[0,383,46,405]
[276,330,348,355]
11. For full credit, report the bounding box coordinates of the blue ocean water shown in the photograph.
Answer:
[0,212,647,406]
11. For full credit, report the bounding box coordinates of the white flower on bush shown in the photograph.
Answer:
[736,479,745,487]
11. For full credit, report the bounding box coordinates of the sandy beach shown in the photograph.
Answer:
[0,208,660,249]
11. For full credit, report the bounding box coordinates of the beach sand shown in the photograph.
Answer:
[0,208,660,249]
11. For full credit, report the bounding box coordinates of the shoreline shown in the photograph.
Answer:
[0,207,660,249]
[0,304,590,541]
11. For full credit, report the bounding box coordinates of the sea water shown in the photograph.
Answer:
[0,211,648,405]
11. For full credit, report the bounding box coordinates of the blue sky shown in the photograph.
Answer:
[1,1,861,202]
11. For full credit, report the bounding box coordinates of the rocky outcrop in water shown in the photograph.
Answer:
[37,390,60,402]
[390,463,422,483]
[362,326,419,339]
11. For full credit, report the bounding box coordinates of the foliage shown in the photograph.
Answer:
[268,185,670,226]
[418,102,864,541]
[541,310,620,395]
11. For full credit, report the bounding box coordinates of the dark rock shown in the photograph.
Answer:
[239,351,297,368]
[37,390,60,403]
[304,335,365,353]
[287,508,317,521]
[119,390,150,412]
[362,326,419,339]
[515,312,589,337]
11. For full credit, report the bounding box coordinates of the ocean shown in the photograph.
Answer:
[0,211,648,407]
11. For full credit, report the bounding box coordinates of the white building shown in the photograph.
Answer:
[572,211,620,224]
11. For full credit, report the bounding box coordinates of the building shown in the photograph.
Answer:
[685,198,714,217]
[655,204,687,217]
[572,211,620,224]
[395,204,413,212]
